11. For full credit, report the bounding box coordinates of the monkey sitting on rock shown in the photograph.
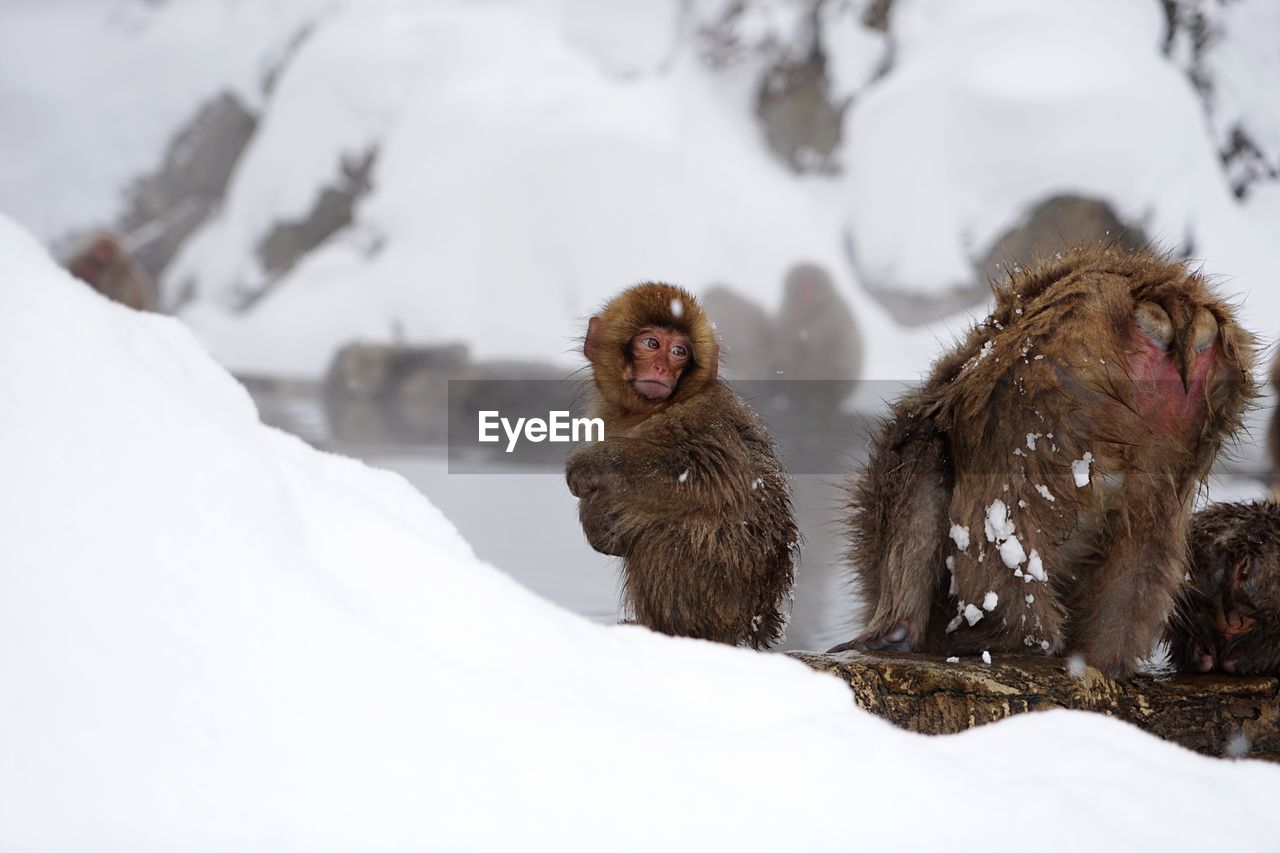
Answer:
[1167,501,1280,675]
[829,247,1255,678]
[566,283,798,649]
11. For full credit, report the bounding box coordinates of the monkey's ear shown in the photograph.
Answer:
[584,316,603,360]
[705,340,719,383]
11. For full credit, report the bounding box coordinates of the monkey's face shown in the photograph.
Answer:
[625,326,689,401]
[1179,539,1280,674]
[92,238,117,264]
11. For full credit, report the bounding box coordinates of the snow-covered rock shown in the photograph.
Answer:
[2,0,1278,380]
[843,0,1276,313]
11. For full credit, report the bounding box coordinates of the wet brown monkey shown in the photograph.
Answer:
[566,283,798,649]
[1168,501,1280,675]
[831,247,1254,677]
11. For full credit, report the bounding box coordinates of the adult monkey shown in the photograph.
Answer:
[566,282,798,649]
[830,247,1254,677]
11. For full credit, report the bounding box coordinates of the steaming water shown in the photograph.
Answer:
[248,385,1272,654]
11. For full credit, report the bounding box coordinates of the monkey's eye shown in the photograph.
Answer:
[671,344,688,359]
[642,337,660,350]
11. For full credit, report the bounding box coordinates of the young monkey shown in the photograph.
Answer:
[1168,501,1280,675]
[566,282,798,649]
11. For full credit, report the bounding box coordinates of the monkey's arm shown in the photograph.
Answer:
[567,427,759,518]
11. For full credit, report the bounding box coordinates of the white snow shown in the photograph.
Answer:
[156,0,953,378]
[983,500,1015,543]
[1025,433,1041,451]
[678,469,690,484]
[998,536,1027,570]
[982,592,999,612]
[843,0,1280,318]
[946,656,961,664]
[1035,484,1056,503]
[949,523,971,552]
[963,604,985,627]
[1026,549,1048,583]
[1067,654,1088,679]
[0,0,332,238]
[981,651,993,665]
[1073,452,1095,488]
[1227,733,1254,761]
[10,214,1280,847]
[1,0,1279,384]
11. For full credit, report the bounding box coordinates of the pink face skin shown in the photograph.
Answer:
[628,326,690,400]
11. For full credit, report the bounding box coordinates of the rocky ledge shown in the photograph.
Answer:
[790,650,1280,762]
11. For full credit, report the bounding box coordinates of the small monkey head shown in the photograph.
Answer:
[783,262,834,309]
[584,282,719,413]
[92,237,118,264]
[1175,501,1280,674]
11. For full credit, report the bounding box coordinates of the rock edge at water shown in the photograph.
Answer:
[790,649,1280,761]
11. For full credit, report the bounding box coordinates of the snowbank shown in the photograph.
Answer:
[2,215,1278,850]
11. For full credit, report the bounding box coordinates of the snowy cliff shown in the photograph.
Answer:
[1,0,1277,380]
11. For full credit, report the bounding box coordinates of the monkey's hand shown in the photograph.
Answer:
[578,492,627,556]
[566,445,612,499]
[567,447,630,556]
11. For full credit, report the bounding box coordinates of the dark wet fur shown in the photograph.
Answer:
[1168,501,1280,675]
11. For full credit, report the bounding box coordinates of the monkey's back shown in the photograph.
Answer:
[616,383,798,649]
[846,247,1254,673]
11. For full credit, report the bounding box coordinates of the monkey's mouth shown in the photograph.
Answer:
[632,379,673,400]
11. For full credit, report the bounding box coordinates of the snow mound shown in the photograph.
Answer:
[1,216,1278,848]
